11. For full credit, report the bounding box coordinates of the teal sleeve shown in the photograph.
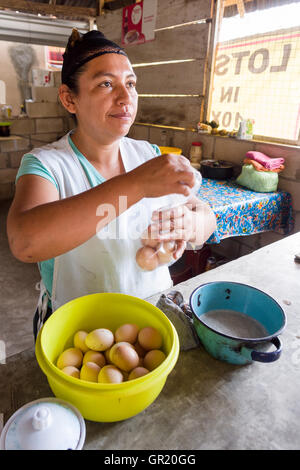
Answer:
[150,144,161,156]
[16,153,59,191]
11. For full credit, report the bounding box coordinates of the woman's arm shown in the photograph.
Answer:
[7,154,196,263]
[7,172,143,263]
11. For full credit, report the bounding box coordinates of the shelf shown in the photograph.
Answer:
[0,135,23,141]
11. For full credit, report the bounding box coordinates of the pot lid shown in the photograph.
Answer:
[0,397,86,450]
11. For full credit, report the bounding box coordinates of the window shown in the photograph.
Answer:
[207,0,300,144]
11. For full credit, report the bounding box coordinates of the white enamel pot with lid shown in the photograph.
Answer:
[0,397,86,450]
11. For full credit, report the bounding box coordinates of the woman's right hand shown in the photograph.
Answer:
[129,153,196,198]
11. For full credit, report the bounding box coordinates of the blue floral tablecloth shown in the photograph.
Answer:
[197,178,294,244]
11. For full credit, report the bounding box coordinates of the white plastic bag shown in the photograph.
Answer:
[135,168,202,271]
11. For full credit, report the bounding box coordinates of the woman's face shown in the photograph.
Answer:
[71,53,138,143]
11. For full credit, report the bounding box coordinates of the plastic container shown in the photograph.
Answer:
[189,142,202,163]
[0,105,12,119]
[245,119,254,140]
[35,293,179,422]
[237,119,254,140]
[0,397,86,450]
[158,146,182,155]
[135,168,202,272]
[32,68,54,87]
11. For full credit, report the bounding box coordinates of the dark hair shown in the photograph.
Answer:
[63,63,88,95]
[62,28,127,94]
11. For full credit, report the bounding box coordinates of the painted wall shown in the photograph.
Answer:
[0,40,46,115]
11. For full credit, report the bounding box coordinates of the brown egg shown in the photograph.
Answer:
[163,240,176,252]
[104,346,113,364]
[110,342,140,372]
[108,341,134,362]
[80,362,101,382]
[141,226,161,249]
[56,347,83,369]
[141,238,160,249]
[134,341,147,358]
[128,367,149,380]
[73,330,90,353]
[85,328,114,351]
[136,246,159,271]
[157,243,175,265]
[83,350,106,368]
[115,323,139,344]
[143,349,166,371]
[98,365,124,384]
[61,366,80,379]
[138,327,163,351]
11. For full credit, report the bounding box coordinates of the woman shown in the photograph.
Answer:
[7,29,216,338]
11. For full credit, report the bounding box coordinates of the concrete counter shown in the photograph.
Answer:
[1,233,300,450]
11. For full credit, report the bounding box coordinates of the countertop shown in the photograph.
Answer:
[1,232,300,450]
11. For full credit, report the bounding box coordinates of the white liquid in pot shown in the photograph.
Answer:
[200,309,269,339]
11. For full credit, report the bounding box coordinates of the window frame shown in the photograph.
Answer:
[206,0,300,147]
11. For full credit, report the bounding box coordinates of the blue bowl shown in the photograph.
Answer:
[190,281,286,365]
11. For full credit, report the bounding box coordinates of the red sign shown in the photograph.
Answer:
[122,0,157,46]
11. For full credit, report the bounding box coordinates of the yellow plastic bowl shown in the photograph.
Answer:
[35,293,179,422]
[158,146,182,155]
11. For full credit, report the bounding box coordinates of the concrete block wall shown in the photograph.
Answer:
[0,71,76,200]
[128,124,300,258]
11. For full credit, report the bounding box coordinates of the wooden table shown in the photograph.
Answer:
[1,233,300,450]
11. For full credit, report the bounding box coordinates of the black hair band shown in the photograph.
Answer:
[62,49,127,84]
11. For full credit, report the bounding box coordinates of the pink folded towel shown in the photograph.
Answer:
[246,151,285,170]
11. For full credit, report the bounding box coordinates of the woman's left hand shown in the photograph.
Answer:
[150,204,195,244]
[148,205,194,260]
[148,196,217,253]
[149,205,194,260]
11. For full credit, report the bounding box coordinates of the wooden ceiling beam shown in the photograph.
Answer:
[223,0,252,5]
[0,0,97,19]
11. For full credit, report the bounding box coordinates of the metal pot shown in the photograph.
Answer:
[0,122,11,137]
[190,281,286,365]
[200,159,234,179]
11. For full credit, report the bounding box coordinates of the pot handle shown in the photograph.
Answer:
[240,337,282,363]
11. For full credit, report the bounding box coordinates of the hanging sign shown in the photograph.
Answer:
[209,27,300,141]
[122,0,157,46]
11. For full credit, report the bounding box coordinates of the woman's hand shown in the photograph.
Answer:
[129,153,196,199]
[149,204,196,243]
[148,195,217,248]
[172,240,187,261]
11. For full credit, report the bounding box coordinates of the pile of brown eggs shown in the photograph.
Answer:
[136,226,177,271]
[56,323,166,384]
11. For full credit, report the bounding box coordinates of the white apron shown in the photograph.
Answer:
[31,133,175,320]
